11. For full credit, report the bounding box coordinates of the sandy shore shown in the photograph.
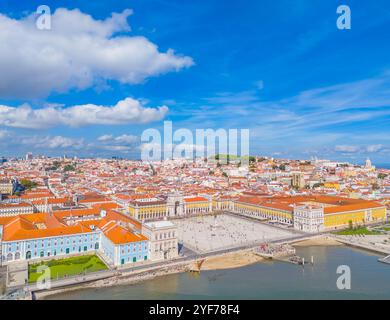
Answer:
[194,251,263,271]
[292,237,343,247]
[36,264,189,300]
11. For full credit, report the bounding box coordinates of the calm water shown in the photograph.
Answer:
[47,246,390,300]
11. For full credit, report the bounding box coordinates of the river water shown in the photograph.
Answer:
[46,246,390,300]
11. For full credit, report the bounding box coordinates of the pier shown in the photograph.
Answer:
[254,243,296,259]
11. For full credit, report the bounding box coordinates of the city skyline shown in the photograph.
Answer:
[0,0,390,162]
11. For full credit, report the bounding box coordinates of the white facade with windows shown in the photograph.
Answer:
[0,203,34,217]
[142,220,178,261]
[293,205,324,233]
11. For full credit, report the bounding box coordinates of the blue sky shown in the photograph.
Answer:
[0,0,389,164]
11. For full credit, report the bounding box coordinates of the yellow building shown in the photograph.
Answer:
[128,199,168,221]
[232,196,293,225]
[323,204,386,229]
[127,193,386,233]
[128,195,213,221]
[230,195,386,232]
[183,197,211,214]
[323,182,341,191]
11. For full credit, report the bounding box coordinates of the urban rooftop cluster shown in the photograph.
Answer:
[0,154,388,268]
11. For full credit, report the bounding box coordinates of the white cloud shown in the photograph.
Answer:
[99,145,132,152]
[97,134,114,142]
[20,135,85,149]
[366,144,383,153]
[114,134,138,144]
[334,145,360,153]
[0,8,194,98]
[98,134,138,144]
[0,98,168,129]
[334,144,386,154]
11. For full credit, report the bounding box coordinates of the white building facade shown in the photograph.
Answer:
[293,205,324,233]
[142,220,178,261]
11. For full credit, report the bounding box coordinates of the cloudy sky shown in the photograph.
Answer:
[0,0,389,164]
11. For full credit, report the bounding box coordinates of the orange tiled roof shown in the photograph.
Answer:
[184,196,208,203]
[236,195,385,214]
[102,224,148,245]
[0,202,33,209]
[0,213,93,241]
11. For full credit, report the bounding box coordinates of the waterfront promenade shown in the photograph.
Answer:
[330,234,390,255]
[23,231,315,299]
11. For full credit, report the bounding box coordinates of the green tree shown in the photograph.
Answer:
[279,164,286,171]
[20,179,37,190]
[378,173,388,179]
[52,161,61,169]
[63,164,76,172]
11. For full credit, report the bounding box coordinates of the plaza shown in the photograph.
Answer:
[175,214,297,253]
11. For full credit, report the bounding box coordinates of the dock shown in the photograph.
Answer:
[253,243,317,266]
[254,243,296,259]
